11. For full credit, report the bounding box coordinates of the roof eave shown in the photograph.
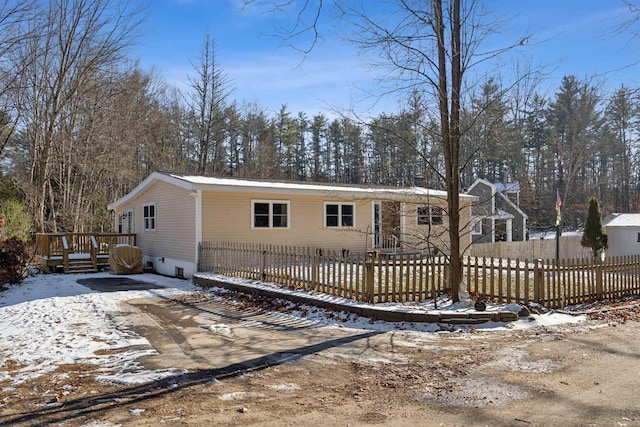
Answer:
[107,172,194,210]
[107,172,477,210]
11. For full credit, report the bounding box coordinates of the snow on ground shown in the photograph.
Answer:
[196,273,586,333]
[0,270,586,387]
[0,271,196,386]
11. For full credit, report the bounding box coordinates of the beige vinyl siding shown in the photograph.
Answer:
[114,181,196,262]
[110,176,473,260]
[402,200,448,252]
[400,200,473,253]
[200,190,473,254]
[201,191,373,252]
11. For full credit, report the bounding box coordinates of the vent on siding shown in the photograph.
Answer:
[175,266,184,279]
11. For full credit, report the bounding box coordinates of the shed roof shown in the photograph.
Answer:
[108,172,477,210]
[603,213,640,227]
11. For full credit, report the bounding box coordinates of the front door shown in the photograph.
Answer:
[372,202,381,248]
[382,201,401,239]
[371,201,402,249]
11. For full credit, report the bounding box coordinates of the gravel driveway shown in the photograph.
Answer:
[1,290,639,426]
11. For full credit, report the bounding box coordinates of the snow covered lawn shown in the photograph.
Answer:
[0,272,197,386]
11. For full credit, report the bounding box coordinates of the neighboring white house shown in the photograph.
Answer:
[602,213,640,258]
[107,172,477,278]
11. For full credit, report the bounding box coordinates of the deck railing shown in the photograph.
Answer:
[35,233,137,272]
[198,241,640,308]
[35,233,137,258]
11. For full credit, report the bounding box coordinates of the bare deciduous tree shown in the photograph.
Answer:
[0,0,37,156]
[12,0,144,231]
[248,0,528,301]
[187,33,233,175]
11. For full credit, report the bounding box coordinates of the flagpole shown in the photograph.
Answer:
[555,190,562,263]
[555,222,560,262]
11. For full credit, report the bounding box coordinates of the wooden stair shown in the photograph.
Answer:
[65,258,98,274]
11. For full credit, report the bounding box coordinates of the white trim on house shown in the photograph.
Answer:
[416,205,445,226]
[126,209,134,233]
[471,217,483,235]
[142,202,156,231]
[251,199,291,229]
[323,201,355,228]
[193,190,202,262]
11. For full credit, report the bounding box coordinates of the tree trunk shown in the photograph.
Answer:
[436,0,463,302]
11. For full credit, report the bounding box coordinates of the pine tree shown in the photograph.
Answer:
[581,196,608,260]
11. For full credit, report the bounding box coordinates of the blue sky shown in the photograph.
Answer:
[132,0,640,117]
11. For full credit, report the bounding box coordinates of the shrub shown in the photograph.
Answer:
[581,196,607,260]
[0,199,34,242]
[0,236,29,285]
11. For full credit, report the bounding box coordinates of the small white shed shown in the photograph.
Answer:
[602,213,640,258]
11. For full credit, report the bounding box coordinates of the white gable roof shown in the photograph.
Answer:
[108,172,477,210]
[603,213,640,227]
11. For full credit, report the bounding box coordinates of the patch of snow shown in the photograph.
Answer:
[201,324,234,337]
[197,273,587,334]
[79,422,122,427]
[269,383,300,392]
[489,348,558,373]
[0,272,196,385]
[96,369,184,385]
[419,377,527,407]
[218,391,265,401]
[318,348,407,365]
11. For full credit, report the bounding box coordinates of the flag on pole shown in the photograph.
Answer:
[555,190,562,226]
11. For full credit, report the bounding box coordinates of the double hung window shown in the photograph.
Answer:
[143,203,156,231]
[325,203,355,227]
[252,201,289,228]
[417,205,444,226]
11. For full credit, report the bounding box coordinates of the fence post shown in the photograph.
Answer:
[365,252,376,303]
[312,253,319,291]
[534,258,543,303]
[260,250,266,280]
[596,261,603,300]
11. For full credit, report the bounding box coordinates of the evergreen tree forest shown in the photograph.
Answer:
[1,2,640,235]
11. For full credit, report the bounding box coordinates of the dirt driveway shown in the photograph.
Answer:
[2,290,640,426]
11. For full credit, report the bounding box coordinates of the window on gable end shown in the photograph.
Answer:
[143,203,156,231]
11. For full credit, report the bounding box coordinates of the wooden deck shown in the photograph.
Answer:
[35,233,137,273]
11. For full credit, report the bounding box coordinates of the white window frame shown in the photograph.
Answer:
[471,217,483,235]
[324,202,355,228]
[417,205,444,226]
[143,203,156,231]
[123,209,134,233]
[251,200,290,229]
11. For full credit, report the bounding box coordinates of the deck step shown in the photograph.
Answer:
[65,269,98,274]
[64,259,98,273]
